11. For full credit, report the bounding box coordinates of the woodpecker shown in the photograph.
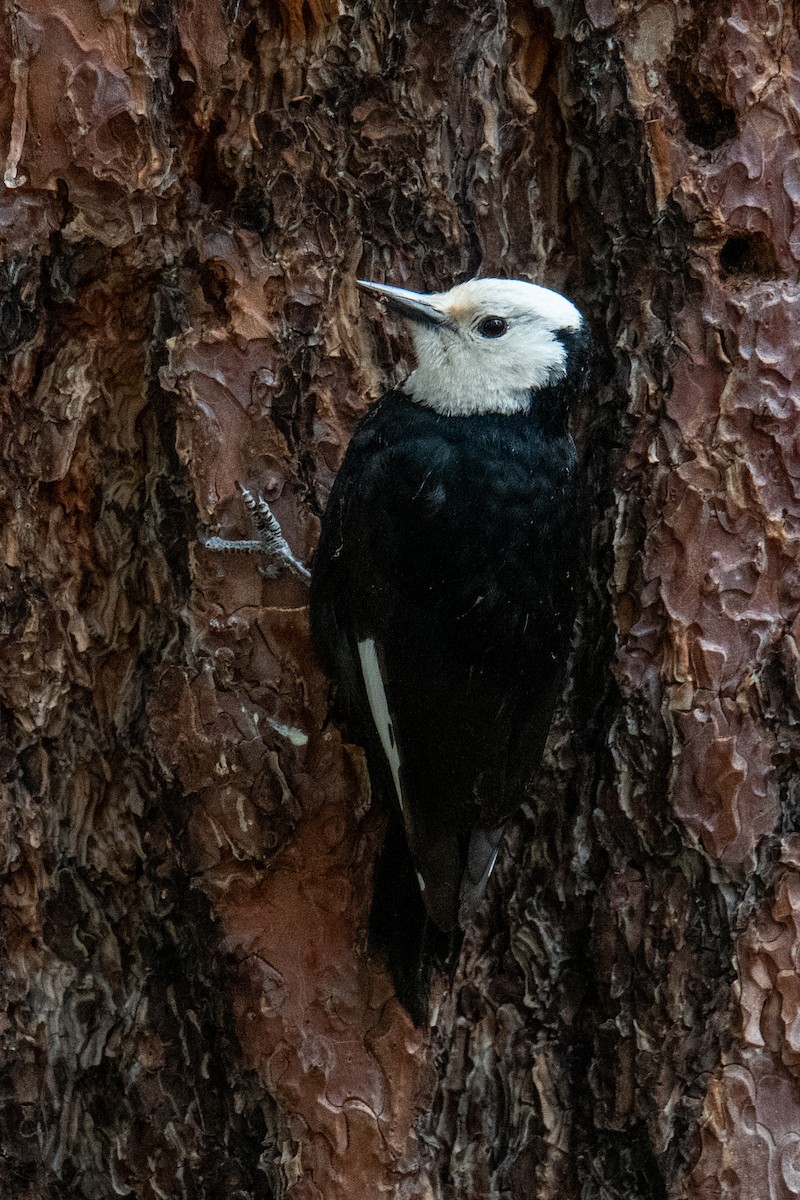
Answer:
[309,277,591,1023]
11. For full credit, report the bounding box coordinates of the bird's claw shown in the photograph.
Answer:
[200,485,311,584]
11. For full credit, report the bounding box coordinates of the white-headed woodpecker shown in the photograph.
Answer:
[309,277,591,1023]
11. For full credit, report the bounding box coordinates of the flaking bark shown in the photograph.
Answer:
[0,1,797,1197]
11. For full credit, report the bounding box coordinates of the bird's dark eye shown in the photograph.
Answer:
[477,316,508,338]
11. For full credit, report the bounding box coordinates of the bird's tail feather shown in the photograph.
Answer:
[368,800,461,1025]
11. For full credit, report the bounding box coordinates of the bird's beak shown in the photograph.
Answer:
[357,280,452,328]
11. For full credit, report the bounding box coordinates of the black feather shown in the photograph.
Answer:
[310,357,587,1022]
[368,799,459,1025]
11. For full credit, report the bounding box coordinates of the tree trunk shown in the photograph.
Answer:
[0,0,796,1196]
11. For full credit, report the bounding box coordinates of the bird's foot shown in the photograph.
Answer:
[200,484,311,583]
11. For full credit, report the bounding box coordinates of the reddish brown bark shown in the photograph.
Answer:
[0,1,798,1198]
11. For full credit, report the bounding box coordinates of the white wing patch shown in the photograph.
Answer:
[357,638,406,822]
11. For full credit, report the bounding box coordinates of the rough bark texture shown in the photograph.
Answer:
[0,0,797,1197]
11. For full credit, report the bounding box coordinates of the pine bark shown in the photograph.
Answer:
[0,0,797,1197]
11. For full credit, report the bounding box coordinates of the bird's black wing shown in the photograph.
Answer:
[311,392,578,935]
[312,396,464,1021]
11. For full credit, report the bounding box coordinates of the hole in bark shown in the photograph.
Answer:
[674,85,737,150]
[284,300,320,334]
[253,110,292,151]
[666,18,738,151]
[194,118,233,212]
[240,18,259,62]
[231,185,273,236]
[719,233,779,279]
[198,258,232,320]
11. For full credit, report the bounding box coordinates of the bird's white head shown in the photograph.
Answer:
[357,277,584,417]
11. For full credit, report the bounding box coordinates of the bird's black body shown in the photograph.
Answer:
[310,332,587,1021]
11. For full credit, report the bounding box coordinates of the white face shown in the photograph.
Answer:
[359,278,584,417]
